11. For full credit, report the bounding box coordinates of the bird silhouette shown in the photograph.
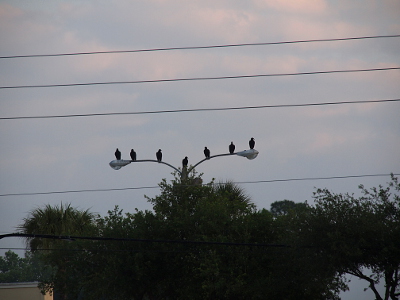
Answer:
[130,149,136,161]
[204,147,210,159]
[249,138,255,149]
[182,156,188,167]
[115,148,121,160]
[229,142,235,154]
[156,149,162,162]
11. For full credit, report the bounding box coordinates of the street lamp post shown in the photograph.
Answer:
[109,149,259,179]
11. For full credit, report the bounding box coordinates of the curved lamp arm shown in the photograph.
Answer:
[188,153,233,173]
[187,149,259,173]
[109,159,182,175]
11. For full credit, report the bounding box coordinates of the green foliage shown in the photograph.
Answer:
[267,199,345,300]
[303,174,400,300]
[87,172,267,299]
[19,203,96,250]
[270,199,307,218]
[81,172,342,299]
[18,202,97,299]
[16,172,399,299]
[0,250,52,283]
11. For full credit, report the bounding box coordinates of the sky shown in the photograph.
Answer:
[0,0,399,298]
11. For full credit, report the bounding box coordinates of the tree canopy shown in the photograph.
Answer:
[0,250,52,283]
[17,203,96,299]
[13,172,399,299]
[305,174,400,300]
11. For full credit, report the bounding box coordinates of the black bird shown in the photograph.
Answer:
[229,142,235,154]
[115,148,121,160]
[204,147,210,159]
[182,156,188,167]
[130,149,136,161]
[156,149,162,162]
[249,137,255,149]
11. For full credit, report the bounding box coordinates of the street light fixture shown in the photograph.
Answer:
[109,160,132,170]
[109,149,259,178]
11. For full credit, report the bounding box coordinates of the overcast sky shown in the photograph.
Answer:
[0,1,399,298]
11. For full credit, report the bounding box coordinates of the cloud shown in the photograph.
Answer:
[0,3,23,19]
[0,3,60,54]
[258,0,329,14]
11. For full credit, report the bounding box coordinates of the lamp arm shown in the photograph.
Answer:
[187,153,234,173]
[130,159,182,175]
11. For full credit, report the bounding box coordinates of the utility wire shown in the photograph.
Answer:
[0,233,392,250]
[0,173,397,197]
[235,173,399,184]
[0,247,260,254]
[0,67,399,90]
[0,186,159,197]
[1,34,399,59]
[0,233,292,248]
[1,98,399,120]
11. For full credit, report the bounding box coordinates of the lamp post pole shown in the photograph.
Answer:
[109,149,259,179]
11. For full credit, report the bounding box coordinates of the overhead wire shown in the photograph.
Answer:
[0,233,295,248]
[0,232,391,251]
[0,247,267,254]
[1,67,399,90]
[0,173,397,197]
[235,173,400,184]
[1,98,399,120]
[1,34,399,59]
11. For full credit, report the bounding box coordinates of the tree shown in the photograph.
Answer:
[84,171,344,299]
[18,203,96,299]
[0,250,52,283]
[20,173,394,299]
[268,200,346,300]
[19,203,95,250]
[270,199,307,217]
[303,174,400,300]
[88,172,264,299]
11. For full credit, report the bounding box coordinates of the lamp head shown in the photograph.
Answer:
[235,149,259,160]
[109,160,132,170]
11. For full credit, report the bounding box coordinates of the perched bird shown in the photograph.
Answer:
[115,148,121,160]
[249,137,255,149]
[204,147,210,159]
[156,149,162,162]
[130,149,136,161]
[229,142,235,154]
[182,156,188,167]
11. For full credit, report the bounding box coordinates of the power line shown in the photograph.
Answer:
[0,67,399,90]
[0,233,392,251]
[0,98,399,120]
[0,233,292,248]
[0,186,159,197]
[1,34,399,59]
[0,247,255,254]
[235,174,399,184]
[0,173,397,197]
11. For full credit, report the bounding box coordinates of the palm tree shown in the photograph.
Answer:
[18,203,95,299]
[212,180,256,217]
[19,203,95,250]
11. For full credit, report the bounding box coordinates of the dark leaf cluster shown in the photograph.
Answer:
[10,172,399,300]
